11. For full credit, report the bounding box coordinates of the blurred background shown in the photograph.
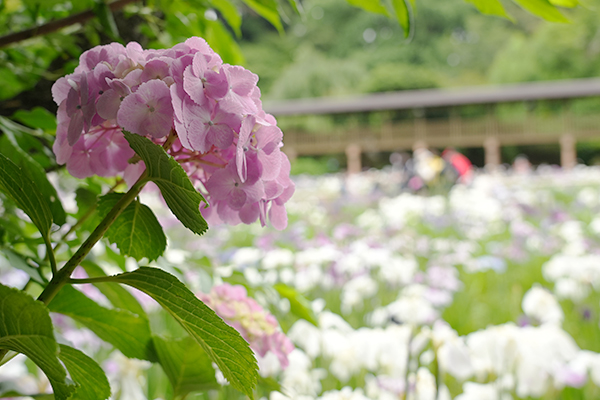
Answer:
[3,0,600,172]
[3,1,600,399]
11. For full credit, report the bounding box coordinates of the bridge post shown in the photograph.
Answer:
[484,137,501,168]
[346,143,362,174]
[560,134,577,169]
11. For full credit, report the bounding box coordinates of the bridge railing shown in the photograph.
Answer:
[265,79,600,171]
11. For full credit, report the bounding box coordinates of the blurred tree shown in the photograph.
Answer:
[488,3,600,83]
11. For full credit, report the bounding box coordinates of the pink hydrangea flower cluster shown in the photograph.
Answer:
[199,283,294,368]
[51,38,294,229]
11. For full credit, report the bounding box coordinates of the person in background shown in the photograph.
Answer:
[442,148,473,184]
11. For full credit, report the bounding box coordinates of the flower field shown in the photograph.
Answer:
[3,165,600,400]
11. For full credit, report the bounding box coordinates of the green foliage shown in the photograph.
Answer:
[98,193,167,262]
[124,132,209,236]
[12,107,58,131]
[92,0,121,42]
[464,0,512,18]
[488,7,600,83]
[80,261,148,318]
[109,267,259,398]
[274,283,319,326]
[0,248,45,285]
[361,62,440,92]
[0,284,77,400]
[241,0,285,34]
[0,153,53,240]
[153,336,219,397]
[290,156,341,175]
[513,0,569,22]
[0,117,65,226]
[346,0,390,15]
[48,285,157,361]
[58,344,111,400]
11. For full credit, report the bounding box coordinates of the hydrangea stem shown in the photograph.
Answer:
[37,171,148,305]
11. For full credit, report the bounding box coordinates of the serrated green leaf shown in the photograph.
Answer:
[0,119,66,226]
[12,107,57,131]
[154,336,219,397]
[48,285,156,361]
[345,0,390,16]
[123,132,208,236]
[465,0,511,18]
[109,267,258,398]
[273,283,318,327]
[241,0,284,34]
[210,0,242,37]
[0,284,77,400]
[58,344,111,400]
[98,193,167,261]
[512,0,569,21]
[0,153,53,240]
[390,0,410,37]
[80,260,147,318]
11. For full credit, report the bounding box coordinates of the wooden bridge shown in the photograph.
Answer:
[263,78,600,171]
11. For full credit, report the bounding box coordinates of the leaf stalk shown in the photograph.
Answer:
[37,171,148,305]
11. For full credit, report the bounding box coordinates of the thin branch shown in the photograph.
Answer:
[0,0,139,48]
[37,170,148,305]
[44,236,57,276]
[53,178,123,253]
[68,276,114,284]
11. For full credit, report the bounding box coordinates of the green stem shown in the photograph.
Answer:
[68,276,115,284]
[37,172,149,305]
[44,235,57,276]
[53,178,123,253]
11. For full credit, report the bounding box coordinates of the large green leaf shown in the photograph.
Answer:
[154,336,219,398]
[48,285,156,361]
[205,19,246,66]
[0,153,53,240]
[12,107,57,131]
[109,267,258,398]
[464,0,511,18]
[80,260,147,318]
[123,131,209,236]
[273,283,318,327]
[548,0,577,6]
[209,0,242,37]
[240,0,284,34]
[98,193,167,261]
[58,344,111,400]
[0,284,77,400]
[0,133,65,227]
[512,0,569,22]
[390,0,411,37]
[346,0,390,16]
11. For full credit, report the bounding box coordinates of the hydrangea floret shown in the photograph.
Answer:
[199,283,294,368]
[52,38,293,229]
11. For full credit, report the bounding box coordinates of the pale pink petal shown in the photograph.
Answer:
[268,202,288,230]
